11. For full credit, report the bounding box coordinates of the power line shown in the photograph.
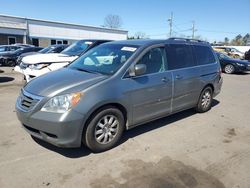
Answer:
[198,29,242,34]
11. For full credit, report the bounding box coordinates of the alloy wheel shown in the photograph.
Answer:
[94,115,119,144]
[224,64,234,74]
[201,90,211,109]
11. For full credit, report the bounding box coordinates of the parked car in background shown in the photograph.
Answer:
[215,52,250,74]
[12,44,35,48]
[244,49,250,61]
[16,38,223,152]
[16,44,69,65]
[213,46,244,59]
[0,46,43,66]
[0,45,22,53]
[14,39,111,82]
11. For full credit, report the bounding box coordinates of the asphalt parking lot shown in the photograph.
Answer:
[0,67,250,188]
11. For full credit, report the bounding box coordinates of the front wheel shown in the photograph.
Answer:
[84,107,125,152]
[7,60,16,67]
[224,64,235,74]
[195,87,213,113]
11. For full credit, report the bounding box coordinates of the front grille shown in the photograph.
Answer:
[18,90,43,111]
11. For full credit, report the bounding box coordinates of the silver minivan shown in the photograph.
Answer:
[16,38,223,152]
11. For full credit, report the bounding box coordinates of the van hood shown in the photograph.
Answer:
[21,53,78,64]
[24,68,108,97]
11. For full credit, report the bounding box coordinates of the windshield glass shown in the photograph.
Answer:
[0,46,6,52]
[231,48,241,53]
[61,40,92,56]
[68,43,138,75]
[39,46,55,53]
[216,52,230,59]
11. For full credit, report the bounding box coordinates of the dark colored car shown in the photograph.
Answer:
[216,52,250,74]
[244,49,250,61]
[39,44,69,54]
[0,47,43,66]
[16,38,223,152]
[16,44,69,65]
[0,45,22,53]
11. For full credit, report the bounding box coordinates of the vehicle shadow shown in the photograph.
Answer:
[32,99,220,158]
[234,72,250,75]
[0,69,4,73]
[0,76,14,83]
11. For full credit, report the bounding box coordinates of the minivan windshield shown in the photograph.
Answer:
[69,43,138,75]
[61,40,91,56]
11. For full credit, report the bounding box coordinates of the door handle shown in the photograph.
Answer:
[162,77,169,83]
[175,75,183,80]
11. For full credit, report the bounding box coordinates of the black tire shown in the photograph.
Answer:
[7,60,16,67]
[84,107,125,152]
[224,64,235,74]
[195,87,213,113]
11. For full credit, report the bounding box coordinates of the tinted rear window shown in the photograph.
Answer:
[194,45,216,65]
[166,44,195,70]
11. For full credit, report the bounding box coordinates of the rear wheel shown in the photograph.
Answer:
[195,87,213,113]
[224,64,235,74]
[84,107,125,152]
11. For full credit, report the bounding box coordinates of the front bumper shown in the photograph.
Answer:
[16,99,86,148]
[14,65,50,82]
[235,64,250,72]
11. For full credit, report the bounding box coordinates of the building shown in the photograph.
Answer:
[0,14,128,47]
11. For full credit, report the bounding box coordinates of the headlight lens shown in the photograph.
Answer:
[236,63,245,66]
[29,63,50,70]
[41,92,82,113]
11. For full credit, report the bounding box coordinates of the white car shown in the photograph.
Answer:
[14,40,110,82]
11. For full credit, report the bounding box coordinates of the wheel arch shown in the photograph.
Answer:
[203,83,214,93]
[82,102,128,143]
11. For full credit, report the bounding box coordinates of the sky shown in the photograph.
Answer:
[0,0,249,42]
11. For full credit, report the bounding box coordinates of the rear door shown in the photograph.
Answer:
[166,43,201,112]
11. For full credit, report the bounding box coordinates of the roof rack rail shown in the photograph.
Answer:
[168,37,208,43]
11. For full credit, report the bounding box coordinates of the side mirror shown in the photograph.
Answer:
[134,64,146,76]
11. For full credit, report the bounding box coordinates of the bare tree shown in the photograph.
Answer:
[134,32,146,39]
[104,14,122,29]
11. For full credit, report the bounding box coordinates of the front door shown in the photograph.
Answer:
[124,46,173,125]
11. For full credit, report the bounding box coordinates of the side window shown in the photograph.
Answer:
[137,47,167,74]
[194,46,216,65]
[166,44,195,70]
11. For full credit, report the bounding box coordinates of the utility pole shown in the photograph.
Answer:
[168,12,173,37]
[192,21,196,39]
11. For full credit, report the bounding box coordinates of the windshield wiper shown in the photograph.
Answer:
[73,67,103,75]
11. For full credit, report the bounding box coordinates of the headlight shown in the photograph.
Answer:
[41,92,82,113]
[29,63,50,70]
[236,63,244,66]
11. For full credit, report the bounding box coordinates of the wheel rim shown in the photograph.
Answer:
[201,90,211,109]
[225,65,234,73]
[95,115,119,144]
